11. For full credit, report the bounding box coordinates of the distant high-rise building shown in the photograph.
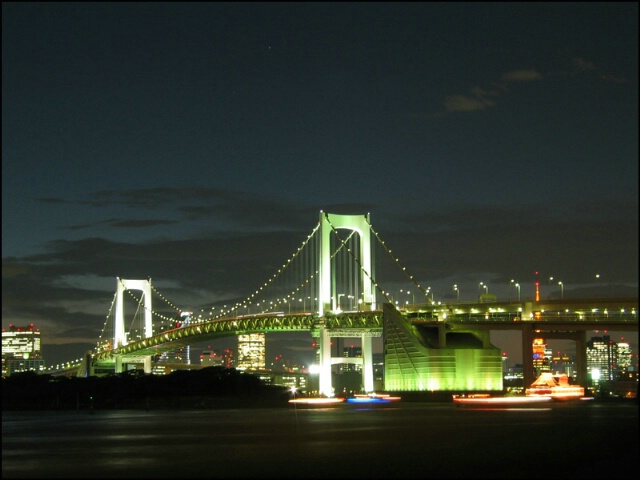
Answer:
[157,346,190,364]
[550,352,576,378]
[237,333,266,370]
[200,349,234,368]
[532,338,550,376]
[587,335,617,382]
[587,335,632,382]
[2,324,45,375]
[340,345,362,373]
[616,342,632,376]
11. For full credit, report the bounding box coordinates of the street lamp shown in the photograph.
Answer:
[453,284,459,301]
[515,283,520,301]
[426,286,434,303]
[406,290,414,304]
[337,293,345,310]
[558,281,563,300]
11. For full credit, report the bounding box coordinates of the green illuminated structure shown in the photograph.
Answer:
[383,304,504,391]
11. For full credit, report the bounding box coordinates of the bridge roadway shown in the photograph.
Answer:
[406,296,638,386]
[92,296,636,356]
[90,310,385,367]
[80,296,637,387]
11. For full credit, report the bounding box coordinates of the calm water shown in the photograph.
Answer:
[3,401,638,478]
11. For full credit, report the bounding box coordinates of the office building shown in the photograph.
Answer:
[532,338,551,376]
[200,349,234,367]
[237,333,266,370]
[2,324,45,376]
[587,335,629,382]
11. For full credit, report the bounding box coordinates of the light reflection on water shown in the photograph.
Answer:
[3,402,638,478]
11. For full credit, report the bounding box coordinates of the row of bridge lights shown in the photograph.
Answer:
[330,274,610,307]
[45,357,83,372]
[381,288,435,306]
[157,274,620,328]
[187,276,609,322]
[190,275,613,325]
[457,275,606,303]
[195,298,321,318]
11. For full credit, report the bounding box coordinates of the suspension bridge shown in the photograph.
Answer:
[46,212,638,394]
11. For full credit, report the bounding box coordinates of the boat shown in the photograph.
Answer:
[453,372,591,407]
[345,392,401,405]
[525,372,586,400]
[452,393,553,407]
[288,396,345,407]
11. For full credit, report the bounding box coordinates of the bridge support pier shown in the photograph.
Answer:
[438,324,447,348]
[521,324,537,388]
[318,327,376,396]
[575,331,587,387]
[361,335,374,392]
[113,355,153,374]
[143,356,152,374]
[115,356,124,374]
[319,327,333,397]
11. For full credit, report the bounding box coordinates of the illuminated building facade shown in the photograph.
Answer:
[340,345,362,373]
[2,324,45,376]
[532,338,551,376]
[616,342,632,375]
[550,352,576,377]
[587,335,631,382]
[157,346,190,364]
[200,349,234,367]
[237,333,266,370]
[587,335,615,382]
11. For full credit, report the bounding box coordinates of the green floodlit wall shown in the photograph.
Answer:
[383,304,503,392]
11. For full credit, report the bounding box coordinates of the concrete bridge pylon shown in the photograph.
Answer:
[115,277,153,349]
[317,212,377,396]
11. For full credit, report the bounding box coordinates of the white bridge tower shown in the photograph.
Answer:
[114,277,153,348]
[317,212,378,396]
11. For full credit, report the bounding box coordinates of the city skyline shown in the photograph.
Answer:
[3,3,638,367]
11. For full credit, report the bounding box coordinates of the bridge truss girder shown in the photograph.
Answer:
[93,312,323,364]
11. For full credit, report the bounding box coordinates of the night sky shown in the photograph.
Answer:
[2,3,638,368]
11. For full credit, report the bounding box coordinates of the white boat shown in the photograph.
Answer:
[452,393,552,407]
[525,372,586,400]
[453,372,590,407]
[288,396,345,406]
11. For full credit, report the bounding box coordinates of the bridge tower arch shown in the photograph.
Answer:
[317,212,377,396]
[115,277,153,348]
